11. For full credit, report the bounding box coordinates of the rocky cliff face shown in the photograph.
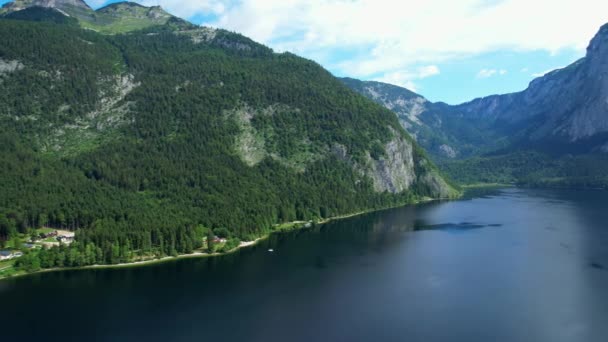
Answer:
[364,135,453,198]
[341,78,428,128]
[227,102,455,197]
[332,128,454,198]
[456,24,608,149]
[365,136,416,193]
[0,58,24,75]
[96,2,172,21]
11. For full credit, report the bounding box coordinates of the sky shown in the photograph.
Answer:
[2,0,608,104]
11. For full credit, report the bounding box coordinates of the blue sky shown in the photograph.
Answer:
[399,49,583,104]
[2,0,607,104]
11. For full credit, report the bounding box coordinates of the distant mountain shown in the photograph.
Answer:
[455,23,608,155]
[0,3,455,267]
[1,0,189,33]
[343,23,608,187]
[0,0,91,13]
[340,78,503,160]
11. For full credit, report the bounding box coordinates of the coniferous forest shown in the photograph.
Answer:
[0,10,452,271]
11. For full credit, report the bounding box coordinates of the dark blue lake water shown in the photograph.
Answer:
[1,188,607,341]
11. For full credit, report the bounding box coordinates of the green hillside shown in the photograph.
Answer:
[0,7,455,271]
[1,0,186,34]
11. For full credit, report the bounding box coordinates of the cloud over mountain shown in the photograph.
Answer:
[131,0,607,91]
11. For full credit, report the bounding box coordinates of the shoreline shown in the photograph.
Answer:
[460,183,514,189]
[0,236,270,279]
[0,196,455,281]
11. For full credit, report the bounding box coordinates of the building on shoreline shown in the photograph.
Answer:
[0,250,23,261]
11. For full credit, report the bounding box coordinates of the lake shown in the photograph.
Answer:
[1,188,607,341]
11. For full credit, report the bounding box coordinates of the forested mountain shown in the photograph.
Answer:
[340,78,500,160]
[1,0,187,33]
[0,1,455,269]
[343,23,608,188]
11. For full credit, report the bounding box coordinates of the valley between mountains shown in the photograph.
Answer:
[342,23,608,188]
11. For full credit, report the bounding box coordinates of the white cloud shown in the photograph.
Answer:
[115,0,608,85]
[376,73,419,91]
[418,65,441,78]
[477,68,507,78]
[374,65,440,91]
[138,0,227,18]
[477,69,497,78]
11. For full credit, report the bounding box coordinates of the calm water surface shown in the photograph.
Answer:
[1,188,608,341]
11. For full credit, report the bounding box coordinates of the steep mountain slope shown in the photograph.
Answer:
[456,24,608,155]
[344,23,608,188]
[0,4,455,267]
[341,78,502,160]
[1,0,186,33]
[0,0,90,13]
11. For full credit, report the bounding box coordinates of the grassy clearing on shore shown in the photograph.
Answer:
[36,228,56,235]
[0,260,23,279]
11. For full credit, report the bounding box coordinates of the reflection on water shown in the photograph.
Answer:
[414,222,503,231]
[1,188,607,342]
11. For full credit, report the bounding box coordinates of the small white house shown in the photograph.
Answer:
[0,250,11,260]
[0,250,22,261]
[56,231,76,245]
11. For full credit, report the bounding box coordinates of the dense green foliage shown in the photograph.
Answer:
[441,151,608,189]
[4,6,78,24]
[1,1,183,34]
[0,14,444,271]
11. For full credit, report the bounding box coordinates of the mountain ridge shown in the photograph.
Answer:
[345,22,608,157]
[343,22,608,187]
[455,23,608,148]
[1,0,183,33]
[340,77,501,160]
[1,0,90,10]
